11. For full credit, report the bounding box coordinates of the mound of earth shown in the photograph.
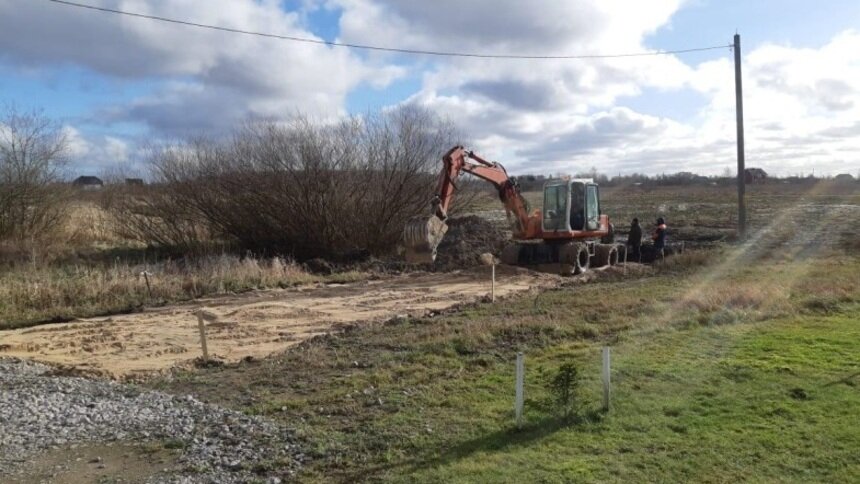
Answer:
[434,215,508,271]
[301,215,508,274]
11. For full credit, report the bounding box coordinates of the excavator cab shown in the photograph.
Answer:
[542,179,600,233]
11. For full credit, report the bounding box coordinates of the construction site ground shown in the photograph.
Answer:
[0,266,562,378]
[2,183,858,379]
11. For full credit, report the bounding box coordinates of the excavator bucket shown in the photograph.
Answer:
[402,215,448,264]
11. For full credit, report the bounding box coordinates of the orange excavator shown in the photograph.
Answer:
[402,146,625,275]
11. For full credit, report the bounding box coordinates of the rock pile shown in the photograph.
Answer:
[0,358,302,483]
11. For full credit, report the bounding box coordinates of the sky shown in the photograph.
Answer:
[1,0,859,177]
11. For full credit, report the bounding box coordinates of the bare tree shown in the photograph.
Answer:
[0,106,70,247]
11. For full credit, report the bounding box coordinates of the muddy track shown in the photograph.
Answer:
[0,266,560,378]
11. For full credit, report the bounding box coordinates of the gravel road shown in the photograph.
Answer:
[0,358,301,483]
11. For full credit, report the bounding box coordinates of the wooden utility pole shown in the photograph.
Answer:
[734,33,746,238]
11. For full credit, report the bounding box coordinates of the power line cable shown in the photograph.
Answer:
[46,0,733,60]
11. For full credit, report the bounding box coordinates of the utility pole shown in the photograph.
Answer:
[734,33,746,238]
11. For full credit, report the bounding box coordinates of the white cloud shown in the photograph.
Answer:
[330,0,704,173]
[62,126,132,174]
[0,0,401,134]
[1,0,859,177]
[688,30,860,175]
[333,1,859,176]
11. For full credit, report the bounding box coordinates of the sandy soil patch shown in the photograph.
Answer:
[0,266,558,378]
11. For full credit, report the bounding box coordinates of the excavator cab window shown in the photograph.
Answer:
[586,184,600,231]
[543,183,569,231]
[569,182,585,230]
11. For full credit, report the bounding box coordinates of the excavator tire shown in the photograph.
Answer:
[615,243,628,264]
[560,242,590,275]
[500,244,521,266]
[593,243,619,268]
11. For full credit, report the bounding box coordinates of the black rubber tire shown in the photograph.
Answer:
[615,244,628,264]
[500,244,521,266]
[559,242,589,275]
[574,244,591,274]
[593,243,619,267]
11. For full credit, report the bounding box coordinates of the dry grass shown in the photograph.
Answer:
[0,200,369,329]
[680,282,787,312]
[0,200,134,264]
[63,200,127,248]
[0,255,365,329]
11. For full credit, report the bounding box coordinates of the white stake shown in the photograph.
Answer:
[602,347,611,411]
[515,352,524,428]
[491,264,496,302]
[196,312,210,362]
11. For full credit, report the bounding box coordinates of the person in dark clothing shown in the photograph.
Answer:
[627,218,643,261]
[652,217,667,261]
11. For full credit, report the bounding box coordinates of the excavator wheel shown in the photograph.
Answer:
[593,243,619,268]
[500,244,521,266]
[560,242,590,275]
[615,243,628,264]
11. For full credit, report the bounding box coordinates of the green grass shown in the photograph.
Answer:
[146,250,860,483]
[411,311,860,483]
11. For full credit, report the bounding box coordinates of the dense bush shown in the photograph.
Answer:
[109,106,475,259]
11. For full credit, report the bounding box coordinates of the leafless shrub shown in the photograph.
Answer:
[0,106,71,254]
[102,181,213,249]
[118,106,474,259]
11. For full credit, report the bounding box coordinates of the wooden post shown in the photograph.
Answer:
[141,271,152,299]
[734,33,747,238]
[602,347,611,411]
[196,312,209,362]
[515,352,524,428]
[491,264,496,302]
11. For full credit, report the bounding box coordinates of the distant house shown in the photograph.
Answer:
[72,176,104,190]
[125,178,145,186]
[744,168,767,184]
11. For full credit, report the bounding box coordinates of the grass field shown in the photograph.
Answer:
[1,181,856,328]
[3,180,858,481]
[147,245,860,482]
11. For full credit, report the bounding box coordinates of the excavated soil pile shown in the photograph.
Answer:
[300,216,509,274]
[434,216,508,270]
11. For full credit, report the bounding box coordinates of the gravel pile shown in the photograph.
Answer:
[0,358,301,483]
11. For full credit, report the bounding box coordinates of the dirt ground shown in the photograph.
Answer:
[6,443,179,484]
[0,266,559,379]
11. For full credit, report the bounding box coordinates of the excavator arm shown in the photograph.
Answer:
[403,146,540,263]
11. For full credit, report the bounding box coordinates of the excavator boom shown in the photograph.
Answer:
[402,146,539,263]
